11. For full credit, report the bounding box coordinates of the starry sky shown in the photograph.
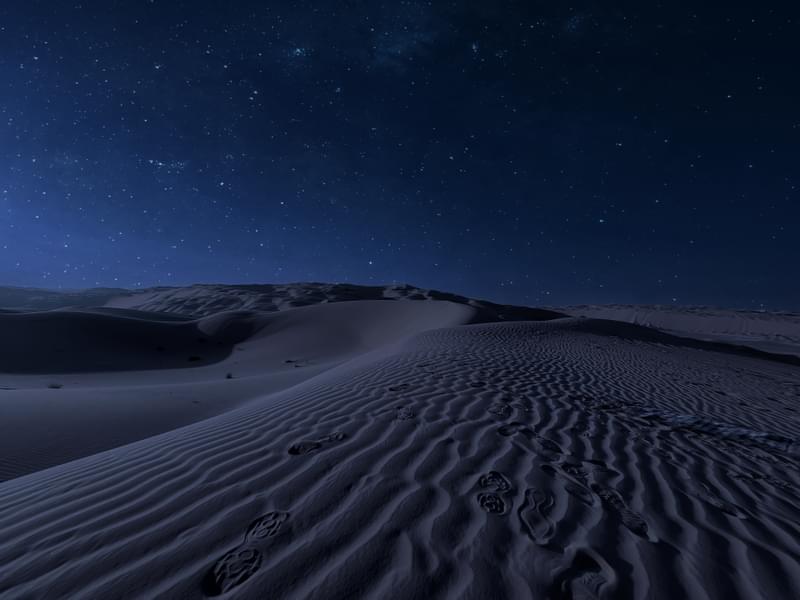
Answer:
[1,1,798,309]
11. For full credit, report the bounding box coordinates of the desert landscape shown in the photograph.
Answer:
[0,284,798,599]
[5,1,798,597]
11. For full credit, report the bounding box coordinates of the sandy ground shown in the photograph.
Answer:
[561,304,800,358]
[0,287,799,599]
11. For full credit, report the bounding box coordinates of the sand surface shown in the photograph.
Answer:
[562,304,800,358]
[0,300,474,481]
[1,287,799,599]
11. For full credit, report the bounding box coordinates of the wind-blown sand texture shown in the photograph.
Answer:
[0,285,799,599]
[562,304,800,358]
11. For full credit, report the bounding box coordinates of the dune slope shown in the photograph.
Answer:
[0,300,475,481]
[1,315,799,599]
[0,308,253,374]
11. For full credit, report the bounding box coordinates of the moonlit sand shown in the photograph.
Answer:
[0,284,798,599]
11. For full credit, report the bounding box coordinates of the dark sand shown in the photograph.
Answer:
[0,285,798,599]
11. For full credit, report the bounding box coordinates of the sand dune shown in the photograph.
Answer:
[562,304,800,358]
[0,308,251,374]
[0,286,128,312]
[1,288,799,599]
[102,282,564,323]
[0,300,474,481]
[0,282,564,323]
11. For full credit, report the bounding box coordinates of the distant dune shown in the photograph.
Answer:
[0,285,129,312]
[0,284,799,598]
[103,282,565,323]
[562,304,800,357]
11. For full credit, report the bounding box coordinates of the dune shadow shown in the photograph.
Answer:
[0,308,259,374]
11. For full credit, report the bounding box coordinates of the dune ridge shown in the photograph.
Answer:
[102,282,565,322]
[1,311,799,599]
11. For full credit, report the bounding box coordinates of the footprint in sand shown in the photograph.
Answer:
[477,470,514,515]
[583,459,620,478]
[388,383,411,392]
[509,395,534,413]
[488,403,512,418]
[288,432,346,456]
[590,483,651,539]
[497,422,534,438]
[542,460,589,485]
[203,547,263,596]
[691,484,748,519]
[479,470,513,493]
[561,461,590,485]
[244,511,290,542]
[548,549,613,600]
[395,406,415,421]
[477,492,508,515]
[537,437,563,456]
[518,488,556,546]
[564,482,596,506]
[729,468,795,493]
[203,511,290,596]
[541,464,595,506]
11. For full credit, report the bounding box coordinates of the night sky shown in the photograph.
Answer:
[1,2,798,309]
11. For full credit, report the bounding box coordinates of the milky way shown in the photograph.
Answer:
[1,2,797,308]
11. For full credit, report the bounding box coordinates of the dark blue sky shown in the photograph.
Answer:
[1,1,798,308]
